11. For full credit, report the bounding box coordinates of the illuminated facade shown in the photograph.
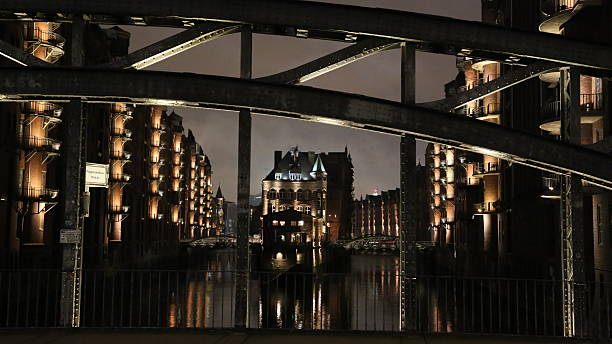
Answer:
[424,0,612,283]
[352,189,400,238]
[262,147,327,246]
[0,22,65,262]
[0,21,220,267]
[261,147,354,245]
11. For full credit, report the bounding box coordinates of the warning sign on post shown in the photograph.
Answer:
[60,229,82,244]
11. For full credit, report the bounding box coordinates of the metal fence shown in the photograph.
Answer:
[1,270,611,339]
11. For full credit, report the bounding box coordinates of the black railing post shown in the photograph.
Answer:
[399,42,417,332]
[235,24,251,329]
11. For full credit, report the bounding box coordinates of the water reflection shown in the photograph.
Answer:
[78,249,400,330]
[174,249,400,330]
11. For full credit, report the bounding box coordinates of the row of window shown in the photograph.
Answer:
[267,189,325,201]
[274,172,303,181]
[272,220,305,227]
[271,204,312,214]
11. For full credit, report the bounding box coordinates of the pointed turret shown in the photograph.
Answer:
[216,185,224,199]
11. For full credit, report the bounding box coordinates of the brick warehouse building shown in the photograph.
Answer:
[261,147,353,246]
[0,21,224,268]
[423,0,612,286]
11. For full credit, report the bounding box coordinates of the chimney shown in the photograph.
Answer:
[274,151,282,167]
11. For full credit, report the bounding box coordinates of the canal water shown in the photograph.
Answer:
[77,248,401,330]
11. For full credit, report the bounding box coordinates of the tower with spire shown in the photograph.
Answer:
[213,185,224,236]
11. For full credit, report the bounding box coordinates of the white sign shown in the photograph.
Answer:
[60,229,82,244]
[86,163,109,187]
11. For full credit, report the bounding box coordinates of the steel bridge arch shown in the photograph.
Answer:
[1,67,611,189]
[2,0,612,71]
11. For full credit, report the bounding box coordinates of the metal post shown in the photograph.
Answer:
[235,25,251,329]
[559,67,585,337]
[59,16,87,328]
[399,43,417,332]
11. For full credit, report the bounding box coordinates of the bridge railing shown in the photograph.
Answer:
[0,269,611,340]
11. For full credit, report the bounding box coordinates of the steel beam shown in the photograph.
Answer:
[59,18,86,328]
[234,26,251,329]
[3,0,612,70]
[399,43,417,332]
[258,38,399,85]
[100,23,240,70]
[2,68,612,189]
[422,61,559,111]
[0,39,51,67]
[559,68,585,338]
[587,136,612,153]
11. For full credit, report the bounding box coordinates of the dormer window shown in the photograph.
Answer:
[275,173,282,180]
[290,173,301,181]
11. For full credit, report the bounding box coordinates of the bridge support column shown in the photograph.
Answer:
[559,67,585,338]
[59,16,87,327]
[235,25,251,329]
[399,43,417,332]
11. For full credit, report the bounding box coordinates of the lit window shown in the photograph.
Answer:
[273,220,279,226]
[290,173,301,181]
[291,221,297,226]
[298,220,304,226]
[275,173,282,180]
[279,221,286,226]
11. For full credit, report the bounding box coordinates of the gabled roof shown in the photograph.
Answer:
[263,148,326,181]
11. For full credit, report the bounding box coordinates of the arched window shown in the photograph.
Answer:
[279,189,287,199]
[268,189,276,200]
[304,190,311,201]
[297,190,303,201]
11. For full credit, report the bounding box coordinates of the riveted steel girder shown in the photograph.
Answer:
[2,0,612,70]
[99,23,241,70]
[423,61,560,111]
[258,38,399,85]
[0,39,51,67]
[2,67,612,189]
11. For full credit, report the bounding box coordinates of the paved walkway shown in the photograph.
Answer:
[0,329,591,344]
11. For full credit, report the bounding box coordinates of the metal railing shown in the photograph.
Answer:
[23,101,62,118]
[580,93,603,112]
[110,151,131,160]
[1,270,611,340]
[542,94,603,122]
[108,205,130,214]
[541,100,562,121]
[111,127,132,138]
[109,174,131,183]
[473,162,501,175]
[17,136,61,152]
[23,26,66,47]
[542,173,561,197]
[468,103,500,118]
[541,0,578,17]
[474,201,500,213]
[15,186,59,200]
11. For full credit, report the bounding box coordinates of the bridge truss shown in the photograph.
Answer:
[0,0,607,336]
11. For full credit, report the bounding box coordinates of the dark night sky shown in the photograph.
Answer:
[120,0,481,202]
